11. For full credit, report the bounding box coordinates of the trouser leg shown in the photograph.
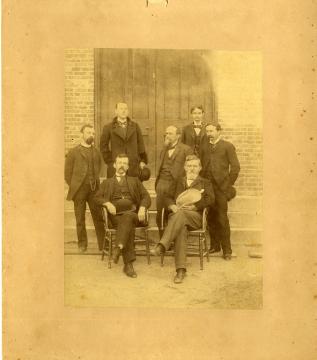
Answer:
[73,185,89,249]
[87,190,105,251]
[215,191,231,255]
[207,205,221,250]
[110,212,139,264]
[155,179,173,238]
[160,210,202,270]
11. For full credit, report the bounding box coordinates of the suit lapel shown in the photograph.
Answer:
[158,148,166,171]
[112,124,126,140]
[189,176,202,189]
[125,119,135,141]
[79,145,88,160]
[170,143,181,161]
[126,176,138,203]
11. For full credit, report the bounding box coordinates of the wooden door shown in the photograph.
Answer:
[95,49,215,179]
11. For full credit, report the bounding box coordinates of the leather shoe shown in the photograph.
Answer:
[112,246,121,264]
[174,268,186,284]
[150,243,165,256]
[209,247,221,254]
[78,246,87,253]
[223,254,232,261]
[123,262,137,278]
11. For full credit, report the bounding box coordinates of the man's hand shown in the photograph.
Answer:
[138,206,146,222]
[139,161,146,169]
[169,204,178,214]
[104,202,116,215]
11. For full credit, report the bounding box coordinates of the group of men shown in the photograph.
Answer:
[65,102,240,283]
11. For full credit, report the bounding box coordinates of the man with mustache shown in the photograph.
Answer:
[94,154,151,278]
[100,102,148,178]
[64,124,105,252]
[152,155,214,283]
[181,105,208,156]
[200,123,240,260]
[155,126,193,237]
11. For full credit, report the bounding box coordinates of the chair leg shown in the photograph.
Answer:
[204,233,210,262]
[145,230,151,265]
[199,233,203,270]
[160,253,164,267]
[108,234,112,269]
[101,233,106,261]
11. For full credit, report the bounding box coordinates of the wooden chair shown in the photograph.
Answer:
[101,207,150,268]
[159,208,210,270]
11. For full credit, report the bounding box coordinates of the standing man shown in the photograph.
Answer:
[100,102,148,178]
[94,154,151,278]
[64,124,105,252]
[181,105,208,156]
[155,126,193,236]
[200,123,240,260]
[152,155,214,283]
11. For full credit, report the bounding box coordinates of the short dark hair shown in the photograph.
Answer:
[205,122,222,131]
[190,105,204,114]
[185,154,201,165]
[115,153,129,162]
[80,124,94,133]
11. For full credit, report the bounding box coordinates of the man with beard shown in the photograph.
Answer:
[151,155,214,283]
[94,154,151,278]
[155,126,193,237]
[200,123,240,260]
[181,105,208,156]
[64,124,105,252]
[100,102,148,178]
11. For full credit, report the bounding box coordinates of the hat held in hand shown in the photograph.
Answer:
[176,188,203,207]
[138,167,151,182]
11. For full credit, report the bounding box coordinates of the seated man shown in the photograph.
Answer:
[94,154,151,278]
[151,155,215,284]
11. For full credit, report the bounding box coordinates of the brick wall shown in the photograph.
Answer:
[211,51,263,196]
[64,49,263,196]
[64,49,94,153]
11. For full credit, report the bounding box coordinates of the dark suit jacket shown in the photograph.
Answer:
[200,139,240,193]
[94,176,151,210]
[100,117,148,176]
[155,142,193,188]
[64,145,103,200]
[165,175,215,212]
[181,122,208,155]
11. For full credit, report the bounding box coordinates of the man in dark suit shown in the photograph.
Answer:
[94,154,151,278]
[64,124,105,252]
[152,155,214,283]
[200,123,240,260]
[155,126,193,237]
[181,105,208,156]
[100,102,148,178]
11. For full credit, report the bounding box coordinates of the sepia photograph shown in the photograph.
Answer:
[64,48,263,308]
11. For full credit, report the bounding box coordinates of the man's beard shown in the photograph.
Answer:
[85,137,94,145]
[187,172,198,180]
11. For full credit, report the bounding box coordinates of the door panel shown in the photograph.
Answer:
[95,49,216,181]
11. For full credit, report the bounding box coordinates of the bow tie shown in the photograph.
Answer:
[118,121,127,127]
[193,124,202,129]
[168,145,177,150]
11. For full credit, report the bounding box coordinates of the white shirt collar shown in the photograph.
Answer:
[210,135,221,145]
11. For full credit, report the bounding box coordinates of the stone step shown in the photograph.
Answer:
[64,226,262,247]
[64,208,262,229]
